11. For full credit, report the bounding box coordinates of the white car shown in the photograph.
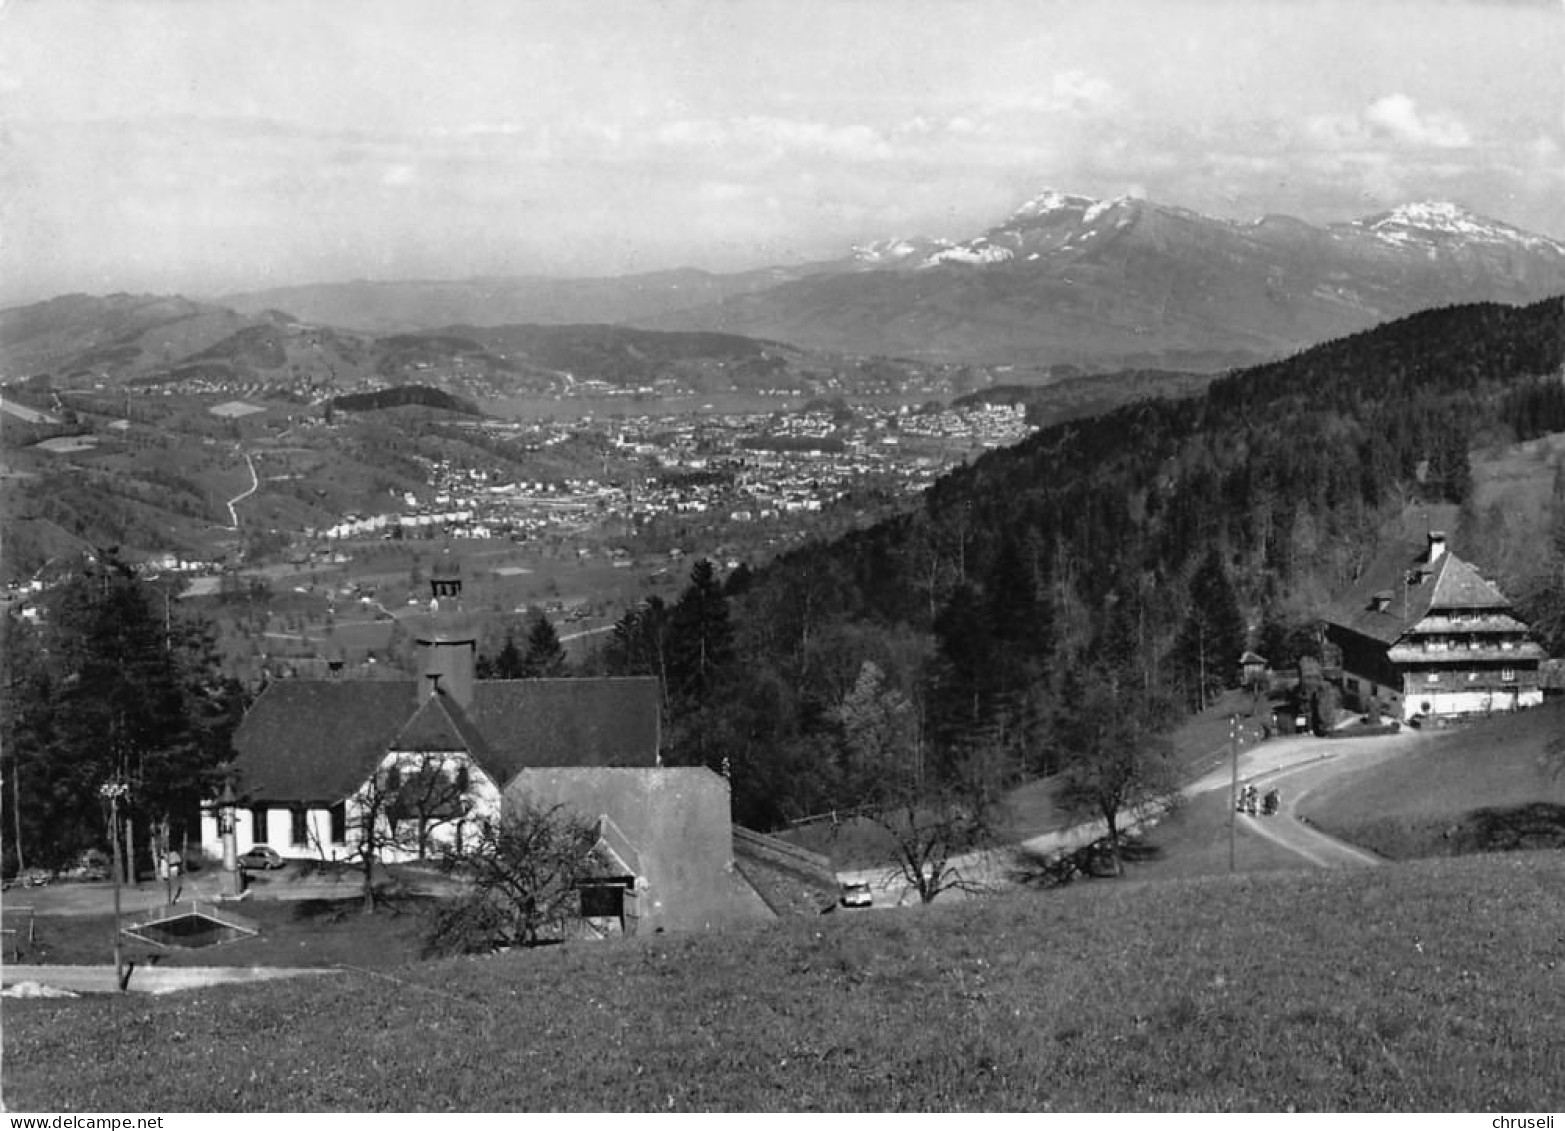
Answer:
[839,881,873,908]
[238,846,286,871]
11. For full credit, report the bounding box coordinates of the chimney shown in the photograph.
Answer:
[418,635,475,707]
[1427,531,1448,564]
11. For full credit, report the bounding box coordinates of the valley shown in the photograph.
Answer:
[11,0,1565,1113]
[6,194,1565,1124]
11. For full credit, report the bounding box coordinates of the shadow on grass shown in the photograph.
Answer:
[1009,836,1164,888]
[1321,802,1565,860]
[1454,802,1565,854]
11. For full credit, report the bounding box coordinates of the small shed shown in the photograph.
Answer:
[1238,650,1269,688]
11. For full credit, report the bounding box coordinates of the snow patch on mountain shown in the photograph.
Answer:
[1009,189,1095,221]
[1082,199,1114,225]
[1356,201,1565,253]
[923,241,1015,268]
[851,237,952,265]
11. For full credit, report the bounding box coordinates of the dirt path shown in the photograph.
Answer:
[226,450,259,529]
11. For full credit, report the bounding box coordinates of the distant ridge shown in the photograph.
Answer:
[204,192,1565,372]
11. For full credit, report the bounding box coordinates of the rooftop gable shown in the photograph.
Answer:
[230,676,661,806]
[1324,539,1518,646]
[394,692,490,758]
[1426,553,1512,612]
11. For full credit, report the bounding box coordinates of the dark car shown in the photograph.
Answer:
[238,846,286,871]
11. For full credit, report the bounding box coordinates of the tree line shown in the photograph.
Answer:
[1,552,245,879]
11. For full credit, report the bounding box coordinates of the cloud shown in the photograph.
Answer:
[1050,69,1117,113]
[1363,93,1472,149]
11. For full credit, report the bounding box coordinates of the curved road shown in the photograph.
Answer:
[837,727,1428,906]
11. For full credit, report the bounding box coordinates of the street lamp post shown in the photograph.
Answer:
[1228,715,1239,873]
[99,780,129,991]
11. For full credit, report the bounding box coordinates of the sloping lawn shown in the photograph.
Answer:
[1300,703,1565,859]
[6,852,1564,1111]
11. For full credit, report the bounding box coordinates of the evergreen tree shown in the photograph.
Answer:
[664,560,735,772]
[666,560,734,711]
[521,613,568,678]
[3,554,235,874]
[928,582,999,750]
[1173,549,1247,710]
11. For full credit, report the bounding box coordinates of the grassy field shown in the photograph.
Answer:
[5,851,1563,1111]
[1300,703,1565,860]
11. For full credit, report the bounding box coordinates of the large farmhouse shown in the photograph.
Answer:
[202,586,771,933]
[1323,532,1546,722]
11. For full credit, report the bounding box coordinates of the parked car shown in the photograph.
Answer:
[63,849,111,881]
[238,846,286,871]
[839,881,874,908]
[17,866,53,888]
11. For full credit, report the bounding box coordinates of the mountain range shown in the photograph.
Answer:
[6,192,1565,385]
[212,192,1565,372]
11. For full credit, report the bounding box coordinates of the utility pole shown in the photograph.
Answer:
[1228,714,1239,873]
[100,781,129,991]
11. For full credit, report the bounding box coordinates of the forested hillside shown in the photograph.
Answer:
[600,299,1565,830]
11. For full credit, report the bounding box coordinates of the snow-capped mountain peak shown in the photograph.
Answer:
[1354,200,1564,252]
[1008,188,1097,222]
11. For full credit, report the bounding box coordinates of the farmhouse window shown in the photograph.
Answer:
[291,808,309,847]
[329,802,347,845]
[1501,669,1516,682]
[252,807,269,844]
[1425,673,1440,684]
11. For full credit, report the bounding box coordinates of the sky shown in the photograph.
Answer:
[2,0,1563,303]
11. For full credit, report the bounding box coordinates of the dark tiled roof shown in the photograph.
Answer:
[469,678,661,780]
[231,676,661,805]
[394,694,490,758]
[231,681,416,805]
[1325,541,1518,646]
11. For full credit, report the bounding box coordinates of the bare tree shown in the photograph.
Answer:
[1054,665,1182,876]
[425,799,600,954]
[347,752,471,913]
[835,661,1005,904]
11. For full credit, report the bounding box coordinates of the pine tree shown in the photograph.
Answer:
[664,560,736,772]
[1174,548,1247,710]
[10,554,235,874]
[521,613,568,678]
[666,560,734,711]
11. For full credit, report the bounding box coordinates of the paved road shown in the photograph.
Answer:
[1226,735,1421,868]
[835,727,1429,906]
